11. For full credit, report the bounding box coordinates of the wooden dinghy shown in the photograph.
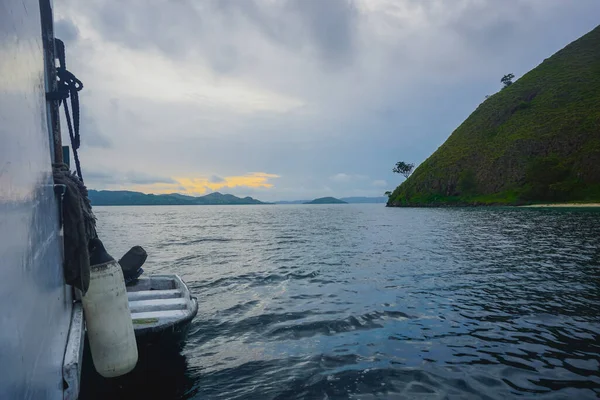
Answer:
[126,274,198,349]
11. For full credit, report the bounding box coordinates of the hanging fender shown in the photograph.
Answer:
[83,238,138,378]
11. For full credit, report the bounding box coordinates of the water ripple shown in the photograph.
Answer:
[85,205,600,399]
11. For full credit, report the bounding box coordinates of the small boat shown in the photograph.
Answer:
[126,274,198,350]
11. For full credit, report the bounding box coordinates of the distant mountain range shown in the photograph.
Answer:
[88,190,265,206]
[275,196,386,204]
[88,190,388,206]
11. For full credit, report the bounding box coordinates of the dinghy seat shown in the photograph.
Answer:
[126,275,198,346]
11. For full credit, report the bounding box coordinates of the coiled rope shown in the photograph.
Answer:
[47,38,96,293]
[47,38,85,182]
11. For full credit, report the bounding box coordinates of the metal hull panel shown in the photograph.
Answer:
[0,1,72,399]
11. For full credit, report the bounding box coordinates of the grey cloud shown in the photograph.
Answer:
[84,0,211,56]
[79,111,112,149]
[109,98,119,111]
[215,0,357,65]
[72,0,357,69]
[85,170,176,186]
[330,173,368,183]
[442,0,535,56]
[209,175,225,183]
[127,173,176,185]
[84,170,114,183]
[286,0,357,66]
[54,17,79,43]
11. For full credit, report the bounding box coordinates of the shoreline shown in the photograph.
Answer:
[519,203,600,208]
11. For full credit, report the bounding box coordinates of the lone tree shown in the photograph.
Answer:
[384,191,392,197]
[501,73,515,89]
[393,161,414,179]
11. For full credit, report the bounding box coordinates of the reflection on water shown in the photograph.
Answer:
[87,205,600,399]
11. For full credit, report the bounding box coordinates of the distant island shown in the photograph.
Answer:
[340,196,387,204]
[275,196,386,204]
[88,190,265,206]
[274,200,309,205]
[303,197,347,204]
[388,25,600,207]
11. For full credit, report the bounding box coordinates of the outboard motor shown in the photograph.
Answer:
[119,245,147,285]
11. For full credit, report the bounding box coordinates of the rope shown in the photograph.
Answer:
[48,39,85,182]
[49,40,102,295]
[53,163,97,294]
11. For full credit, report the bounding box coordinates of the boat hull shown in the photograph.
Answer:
[1,1,78,398]
[134,296,198,351]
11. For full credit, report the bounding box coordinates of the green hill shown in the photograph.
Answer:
[88,190,265,205]
[388,26,600,207]
[304,197,347,204]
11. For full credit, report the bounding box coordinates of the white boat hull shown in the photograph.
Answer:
[127,274,198,349]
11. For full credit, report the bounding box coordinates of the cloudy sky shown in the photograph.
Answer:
[54,0,599,201]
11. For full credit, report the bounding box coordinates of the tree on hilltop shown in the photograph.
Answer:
[501,73,515,89]
[393,161,414,179]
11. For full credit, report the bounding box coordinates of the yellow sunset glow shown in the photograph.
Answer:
[130,172,279,195]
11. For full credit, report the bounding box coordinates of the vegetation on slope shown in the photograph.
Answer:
[388,26,600,207]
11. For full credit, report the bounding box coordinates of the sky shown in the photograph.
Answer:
[54,0,600,201]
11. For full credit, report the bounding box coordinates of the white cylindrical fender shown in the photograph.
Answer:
[83,239,138,378]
